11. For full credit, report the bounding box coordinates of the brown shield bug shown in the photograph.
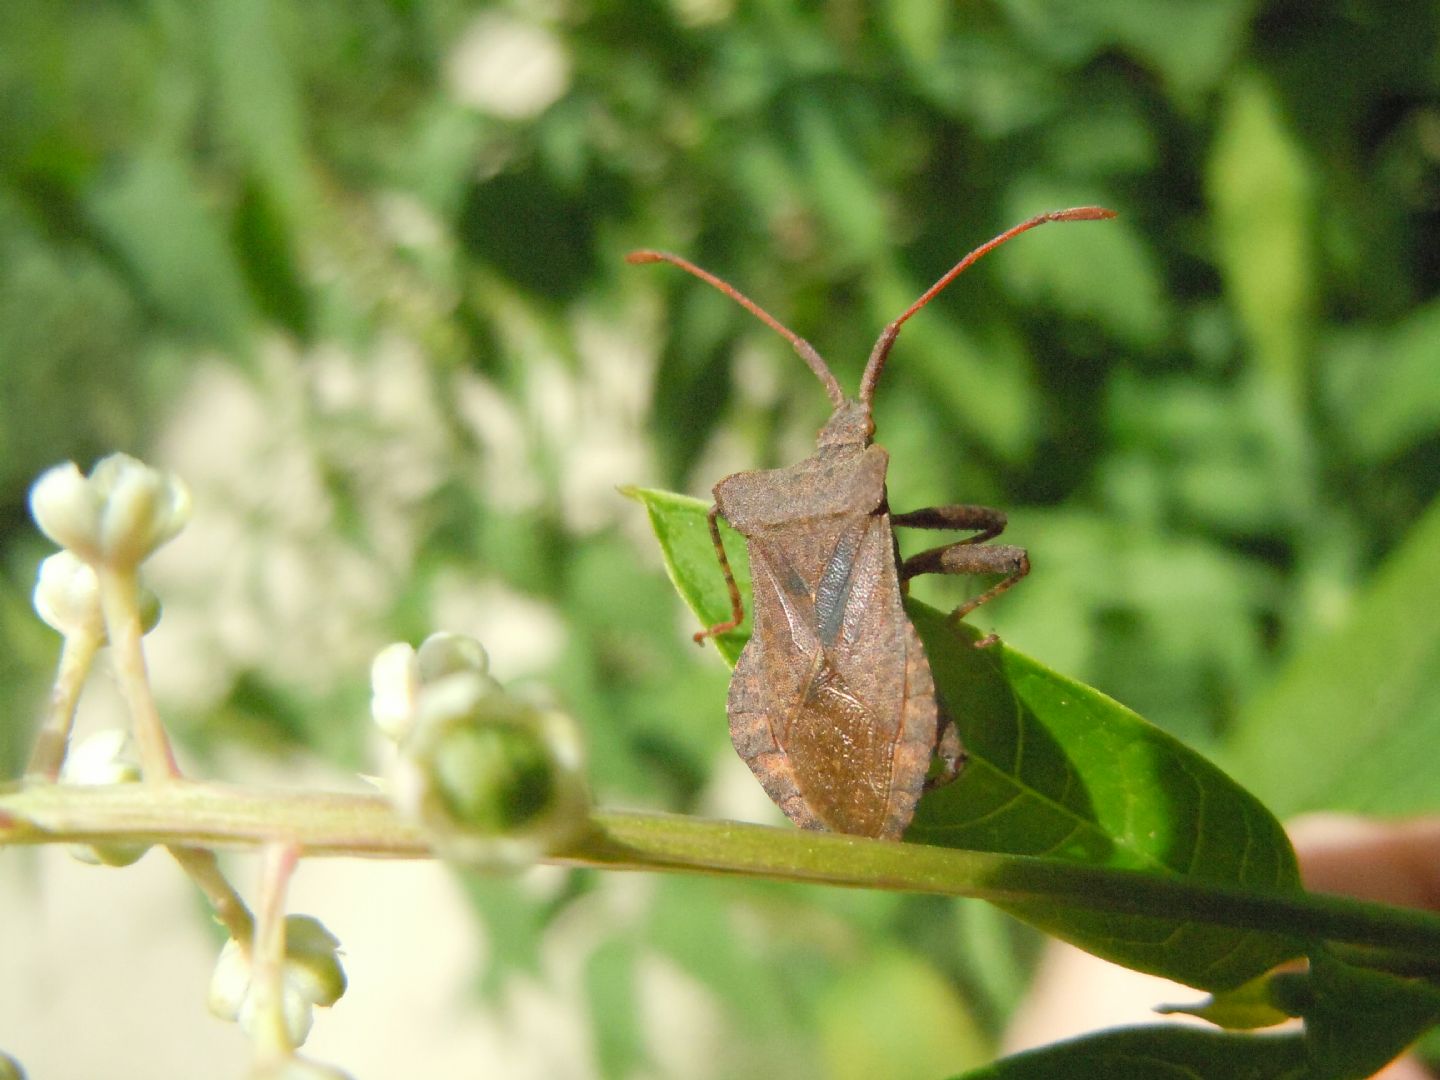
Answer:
[629,207,1115,839]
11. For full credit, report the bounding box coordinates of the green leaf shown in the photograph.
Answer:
[1207,72,1315,393]
[867,266,1040,464]
[955,953,1440,1080]
[631,487,1302,990]
[1001,0,1253,101]
[1325,299,1440,463]
[1300,949,1440,1080]
[793,94,889,263]
[1223,494,1440,816]
[909,603,1299,990]
[84,149,254,351]
[1155,969,1298,1031]
[902,33,1061,136]
[620,486,751,667]
[206,0,309,205]
[583,936,648,1079]
[818,948,991,1079]
[952,1025,1307,1079]
[999,180,1168,350]
[231,177,312,338]
[1107,0,1252,102]
[455,871,590,998]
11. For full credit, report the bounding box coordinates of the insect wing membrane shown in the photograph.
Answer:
[720,451,933,838]
[788,514,918,835]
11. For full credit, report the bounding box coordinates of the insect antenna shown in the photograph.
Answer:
[858,206,1117,406]
[627,249,847,409]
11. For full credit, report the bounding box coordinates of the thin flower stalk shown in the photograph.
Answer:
[95,564,180,781]
[249,843,303,1064]
[25,631,102,782]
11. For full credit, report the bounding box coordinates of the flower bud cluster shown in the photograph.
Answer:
[209,915,347,1048]
[371,633,591,869]
[29,453,191,570]
[32,552,162,643]
[60,730,151,867]
[26,453,188,781]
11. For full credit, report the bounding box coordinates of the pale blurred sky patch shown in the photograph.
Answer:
[376,190,449,252]
[447,13,572,121]
[636,951,727,1079]
[546,307,657,532]
[698,747,791,829]
[426,571,568,680]
[669,0,735,28]
[455,369,544,512]
[148,342,405,706]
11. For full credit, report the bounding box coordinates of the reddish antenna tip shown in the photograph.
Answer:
[1050,206,1118,222]
[625,250,665,265]
[856,205,1118,404]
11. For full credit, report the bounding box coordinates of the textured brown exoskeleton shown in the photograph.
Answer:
[629,207,1115,840]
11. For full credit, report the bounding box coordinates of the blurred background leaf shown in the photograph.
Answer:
[3,0,1439,1076]
[1224,493,1440,817]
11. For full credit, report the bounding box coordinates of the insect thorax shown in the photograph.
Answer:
[714,442,889,530]
[817,400,875,450]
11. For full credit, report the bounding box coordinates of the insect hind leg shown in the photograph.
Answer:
[893,504,1030,647]
[891,503,1007,542]
[925,703,966,791]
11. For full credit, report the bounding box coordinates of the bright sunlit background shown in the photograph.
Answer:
[2,3,1439,1077]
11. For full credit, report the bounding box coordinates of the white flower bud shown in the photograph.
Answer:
[390,670,590,870]
[371,633,494,742]
[369,642,420,742]
[32,552,104,640]
[208,916,347,1049]
[415,631,489,682]
[237,982,316,1048]
[27,463,98,558]
[209,934,252,1020]
[29,453,190,568]
[62,729,140,787]
[278,916,346,1008]
[61,730,150,867]
[33,552,161,641]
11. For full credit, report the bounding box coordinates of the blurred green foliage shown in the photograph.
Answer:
[4,0,1440,1076]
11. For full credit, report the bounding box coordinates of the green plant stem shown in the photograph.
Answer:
[169,845,255,942]
[24,629,101,781]
[3,780,1439,969]
[90,565,254,939]
[96,565,180,780]
[250,842,301,1063]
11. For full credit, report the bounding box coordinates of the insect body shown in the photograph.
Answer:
[629,207,1115,840]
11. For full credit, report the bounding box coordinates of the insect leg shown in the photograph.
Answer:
[694,504,746,644]
[893,504,1029,646]
[925,703,966,792]
[891,503,1008,542]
